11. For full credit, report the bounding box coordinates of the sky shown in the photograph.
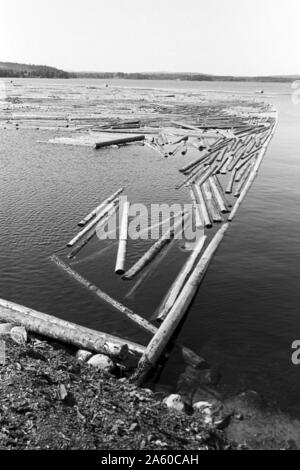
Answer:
[0,0,299,76]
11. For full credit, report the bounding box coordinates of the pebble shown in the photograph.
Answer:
[163,394,185,412]
[10,326,27,346]
[76,350,93,363]
[88,354,115,372]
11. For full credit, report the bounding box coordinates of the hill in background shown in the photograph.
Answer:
[0,61,299,82]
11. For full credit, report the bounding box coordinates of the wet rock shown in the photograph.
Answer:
[0,323,14,337]
[76,350,93,363]
[163,394,185,413]
[88,354,115,372]
[10,327,27,346]
[193,402,213,425]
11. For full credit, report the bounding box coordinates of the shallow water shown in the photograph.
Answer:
[1,79,300,415]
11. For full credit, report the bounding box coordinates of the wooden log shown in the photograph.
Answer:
[133,223,230,384]
[209,177,228,213]
[193,185,212,229]
[235,152,256,172]
[115,201,130,275]
[78,188,123,227]
[123,214,187,280]
[213,174,232,209]
[51,254,156,335]
[194,164,216,186]
[51,255,205,368]
[69,204,118,260]
[95,135,145,149]
[234,163,253,197]
[202,182,223,223]
[226,168,238,194]
[155,235,207,323]
[190,189,203,228]
[67,202,116,248]
[0,297,145,359]
[220,155,233,174]
[229,116,277,221]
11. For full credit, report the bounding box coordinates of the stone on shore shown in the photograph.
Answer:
[76,350,93,363]
[87,354,115,372]
[10,326,27,345]
[163,394,185,412]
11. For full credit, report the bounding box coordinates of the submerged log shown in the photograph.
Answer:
[95,135,145,149]
[133,223,230,384]
[0,297,145,358]
[69,204,118,260]
[51,255,156,335]
[123,214,187,281]
[67,202,115,248]
[155,235,207,323]
[51,256,205,368]
[78,188,123,227]
[115,201,130,275]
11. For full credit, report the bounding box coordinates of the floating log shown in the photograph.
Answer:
[202,182,223,223]
[193,185,212,229]
[234,163,253,197]
[69,204,118,260]
[133,223,230,384]
[78,188,123,227]
[67,202,116,247]
[229,117,277,221]
[0,297,144,359]
[155,235,207,323]
[220,155,233,174]
[123,214,187,280]
[226,168,238,194]
[51,256,204,368]
[213,175,232,209]
[52,254,156,335]
[190,189,203,228]
[95,135,145,149]
[209,177,228,213]
[115,201,130,275]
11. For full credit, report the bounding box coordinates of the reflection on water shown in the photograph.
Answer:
[1,79,300,415]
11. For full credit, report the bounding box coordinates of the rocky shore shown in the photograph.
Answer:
[1,323,299,450]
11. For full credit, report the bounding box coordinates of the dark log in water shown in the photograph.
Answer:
[95,135,145,149]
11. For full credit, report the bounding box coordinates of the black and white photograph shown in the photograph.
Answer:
[0,0,299,454]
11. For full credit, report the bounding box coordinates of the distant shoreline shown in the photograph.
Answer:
[0,61,299,83]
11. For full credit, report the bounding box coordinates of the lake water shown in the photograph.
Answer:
[1,79,300,415]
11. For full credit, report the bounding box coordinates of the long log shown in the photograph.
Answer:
[155,235,207,323]
[133,223,230,384]
[209,177,228,213]
[67,202,115,248]
[78,188,123,227]
[69,204,118,260]
[234,163,253,197]
[51,254,156,335]
[226,168,238,194]
[115,201,130,275]
[190,189,203,228]
[202,182,223,223]
[123,214,187,281]
[193,185,212,229]
[0,297,145,359]
[229,117,277,221]
[51,256,205,369]
[95,135,145,149]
